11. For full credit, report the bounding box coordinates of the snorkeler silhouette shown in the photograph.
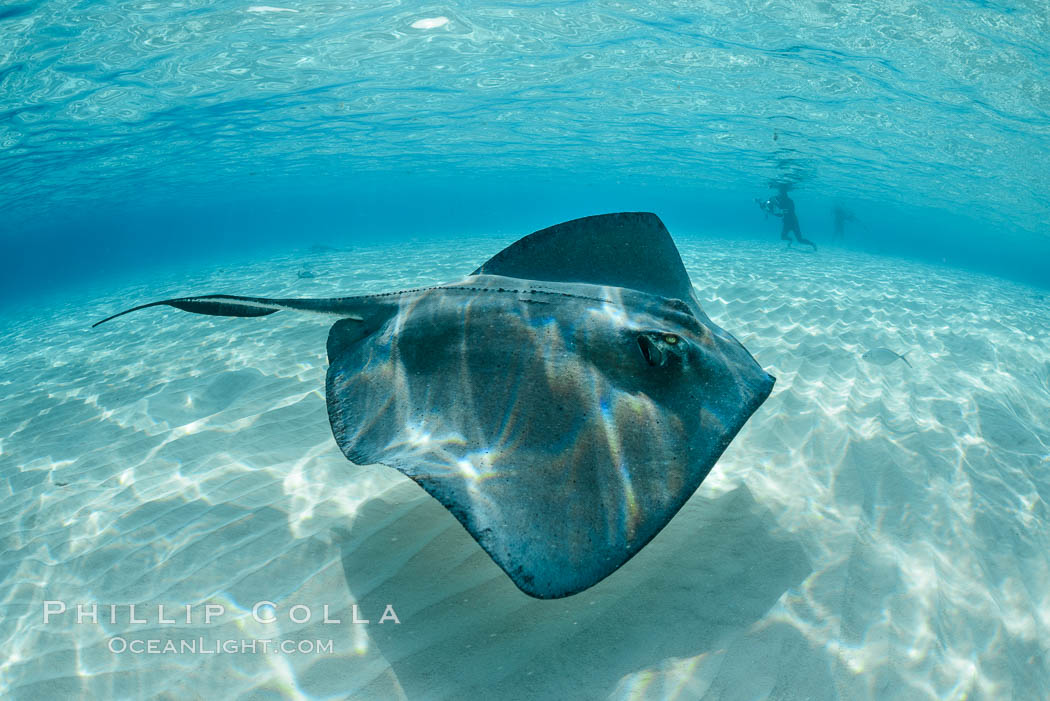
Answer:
[833,205,857,241]
[757,183,817,251]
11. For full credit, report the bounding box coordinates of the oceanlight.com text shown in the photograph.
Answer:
[108,637,335,655]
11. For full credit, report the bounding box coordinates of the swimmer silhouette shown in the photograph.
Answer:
[759,183,817,251]
[833,205,857,241]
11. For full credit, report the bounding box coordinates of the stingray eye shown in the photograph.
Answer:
[636,332,684,368]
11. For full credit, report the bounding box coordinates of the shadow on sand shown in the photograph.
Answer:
[338,482,821,700]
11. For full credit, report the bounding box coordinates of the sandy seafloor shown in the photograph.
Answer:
[1,236,1049,701]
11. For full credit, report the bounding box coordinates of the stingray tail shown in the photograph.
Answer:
[92,294,364,328]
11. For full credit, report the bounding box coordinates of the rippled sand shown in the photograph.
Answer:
[1,238,1048,700]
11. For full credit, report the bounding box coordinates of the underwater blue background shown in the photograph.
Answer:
[3,0,1049,305]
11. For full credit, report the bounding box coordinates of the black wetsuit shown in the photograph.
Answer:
[773,192,816,250]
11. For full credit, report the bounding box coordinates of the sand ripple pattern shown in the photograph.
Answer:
[0,239,1049,699]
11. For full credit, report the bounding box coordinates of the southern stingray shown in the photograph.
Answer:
[94,212,774,598]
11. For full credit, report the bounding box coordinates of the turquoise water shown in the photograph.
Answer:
[3,1,1049,300]
[3,2,1050,700]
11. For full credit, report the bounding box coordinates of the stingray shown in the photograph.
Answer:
[93,212,775,598]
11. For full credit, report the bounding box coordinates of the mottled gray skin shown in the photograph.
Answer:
[325,275,773,597]
[93,212,774,598]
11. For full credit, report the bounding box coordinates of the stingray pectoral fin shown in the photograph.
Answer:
[326,314,395,362]
[92,294,368,328]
